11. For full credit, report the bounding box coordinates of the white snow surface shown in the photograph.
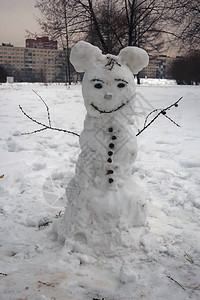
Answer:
[0,80,200,300]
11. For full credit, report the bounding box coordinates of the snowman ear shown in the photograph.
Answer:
[118,46,149,74]
[70,41,103,73]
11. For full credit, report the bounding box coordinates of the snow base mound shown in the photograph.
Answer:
[52,178,147,257]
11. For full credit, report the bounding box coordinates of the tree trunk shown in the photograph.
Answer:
[87,0,109,53]
[63,0,71,85]
[137,72,140,85]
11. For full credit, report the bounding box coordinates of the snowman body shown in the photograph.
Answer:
[55,42,149,255]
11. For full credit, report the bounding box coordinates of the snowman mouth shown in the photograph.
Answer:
[91,100,130,114]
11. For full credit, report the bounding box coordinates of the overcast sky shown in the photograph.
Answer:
[0,0,41,47]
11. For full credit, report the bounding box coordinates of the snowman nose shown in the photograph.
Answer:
[104,93,112,100]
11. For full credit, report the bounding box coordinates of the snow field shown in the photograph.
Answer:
[0,81,200,299]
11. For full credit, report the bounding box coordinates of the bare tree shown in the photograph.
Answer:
[122,0,172,83]
[74,0,178,83]
[76,0,200,54]
[35,0,86,84]
[75,0,175,52]
[87,0,126,54]
[168,0,200,53]
[73,0,110,53]
[35,0,199,84]
[123,0,168,49]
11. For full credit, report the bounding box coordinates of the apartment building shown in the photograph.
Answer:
[0,39,66,82]
[26,37,57,49]
[0,38,174,82]
[141,55,173,79]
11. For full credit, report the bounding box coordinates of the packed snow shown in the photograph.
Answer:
[53,41,149,254]
[0,79,200,300]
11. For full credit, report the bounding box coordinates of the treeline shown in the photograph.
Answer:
[171,52,200,85]
[0,66,7,83]
[0,64,47,83]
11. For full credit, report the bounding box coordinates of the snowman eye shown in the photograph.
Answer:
[94,83,103,89]
[117,82,126,88]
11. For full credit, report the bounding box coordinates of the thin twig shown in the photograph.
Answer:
[21,128,47,135]
[164,114,180,127]
[0,273,8,276]
[137,97,183,136]
[167,275,186,291]
[144,108,160,127]
[37,280,56,287]
[38,220,53,228]
[189,283,200,291]
[184,251,194,264]
[32,89,51,127]
[136,111,161,136]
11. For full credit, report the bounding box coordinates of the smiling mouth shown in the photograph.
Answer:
[91,100,130,114]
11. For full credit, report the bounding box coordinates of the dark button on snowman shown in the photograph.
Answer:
[54,41,149,255]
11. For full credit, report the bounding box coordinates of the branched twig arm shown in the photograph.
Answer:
[21,128,47,135]
[136,97,183,136]
[19,105,79,137]
[19,90,79,137]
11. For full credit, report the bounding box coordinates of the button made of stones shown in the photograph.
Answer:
[106,170,114,175]
[108,127,113,132]
[109,178,114,183]
[112,135,117,140]
[107,158,112,163]
[108,151,113,156]
[109,143,114,149]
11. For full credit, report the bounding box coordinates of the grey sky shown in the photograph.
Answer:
[0,0,41,47]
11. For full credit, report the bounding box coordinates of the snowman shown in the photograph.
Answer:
[54,41,149,256]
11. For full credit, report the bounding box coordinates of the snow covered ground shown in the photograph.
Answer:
[0,80,200,300]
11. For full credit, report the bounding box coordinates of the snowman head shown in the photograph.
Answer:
[70,41,149,117]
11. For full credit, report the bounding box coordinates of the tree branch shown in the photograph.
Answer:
[32,89,51,127]
[19,105,79,137]
[167,275,186,291]
[136,97,183,136]
[19,91,79,137]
